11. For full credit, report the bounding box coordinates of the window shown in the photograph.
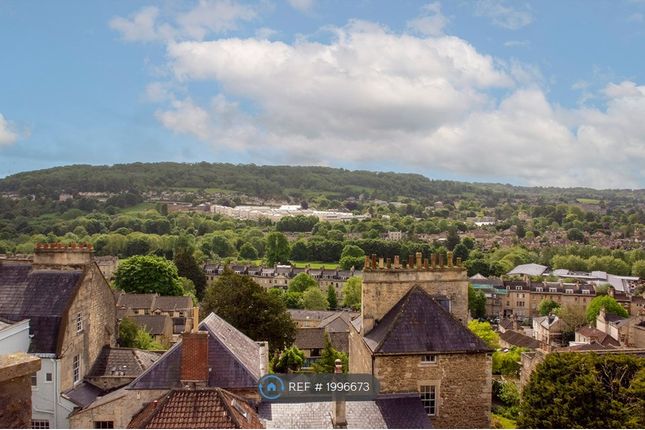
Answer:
[549,288,557,293]
[421,354,437,364]
[32,420,50,429]
[517,301,525,307]
[535,287,543,292]
[31,374,37,387]
[582,290,590,295]
[45,372,53,383]
[76,313,83,332]
[515,286,522,291]
[93,422,114,429]
[565,289,573,294]
[73,355,80,383]
[420,385,437,416]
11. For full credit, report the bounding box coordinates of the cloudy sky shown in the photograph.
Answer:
[1,0,645,189]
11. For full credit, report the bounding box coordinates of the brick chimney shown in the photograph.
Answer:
[33,243,93,268]
[180,307,208,387]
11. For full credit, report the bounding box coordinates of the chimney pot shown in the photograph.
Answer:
[416,252,422,269]
[447,251,453,268]
[364,256,371,271]
[393,255,400,269]
[378,257,384,269]
[386,258,391,269]
[431,253,436,269]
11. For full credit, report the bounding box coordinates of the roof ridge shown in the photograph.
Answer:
[218,388,242,429]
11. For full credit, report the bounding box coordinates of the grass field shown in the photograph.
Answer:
[491,414,517,429]
[119,202,156,213]
[576,198,601,205]
[290,261,339,269]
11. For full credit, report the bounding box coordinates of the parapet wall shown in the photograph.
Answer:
[362,252,469,334]
[33,243,93,267]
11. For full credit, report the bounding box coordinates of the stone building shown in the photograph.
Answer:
[0,243,117,428]
[0,353,41,429]
[349,253,493,428]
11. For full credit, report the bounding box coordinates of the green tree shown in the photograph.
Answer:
[118,317,139,347]
[272,346,305,373]
[114,255,184,296]
[632,260,645,279]
[567,228,585,242]
[312,334,348,373]
[342,276,362,310]
[339,244,365,270]
[462,237,475,250]
[556,304,587,334]
[284,291,304,309]
[265,232,290,266]
[493,347,525,376]
[239,242,258,260]
[586,295,629,323]
[289,273,318,293]
[537,299,560,316]
[446,227,460,251]
[303,288,328,310]
[134,329,165,351]
[467,320,500,349]
[453,243,470,262]
[468,284,486,319]
[327,285,338,310]
[519,353,645,428]
[174,249,207,300]
[202,269,296,354]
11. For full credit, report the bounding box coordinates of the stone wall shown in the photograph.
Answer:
[348,326,372,375]
[362,267,469,333]
[0,353,41,429]
[374,353,492,429]
[69,389,166,429]
[60,264,117,392]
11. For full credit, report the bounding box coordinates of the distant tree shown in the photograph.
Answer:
[118,317,139,347]
[272,346,305,373]
[453,243,470,262]
[114,255,184,296]
[342,276,362,310]
[465,258,490,277]
[446,227,460,251]
[519,353,645,428]
[595,283,610,296]
[265,232,290,266]
[631,260,645,279]
[556,304,587,334]
[468,284,486,319]
[209,234,236,258]
[174,249,207,300]
[239,242,258,260]
[462,237,475,250]
[327,285,338,310]
[134,329,165,350]
[339,244,365,270]
[202,269,296,354]
[303,288,328,310]
[312,334,348,373]
[586,295,629,323]
[493,347,525,376]
[284,291,304,309]
[537,299,560,316]
[467,320,500,349]
[289,273,318,293]
[567,228,585,242]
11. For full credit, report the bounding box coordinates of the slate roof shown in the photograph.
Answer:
[364,286,492,354]
[117,293,156,309]
[0,262,84,354]
[499,330,540,349]
[129,312,264,390]
[295,328,325,350]
[128,388,263,429]
[131,315,172,336]
[88,346,162,378]
[259,394,431,428]
[508,263,548,276]
[328,331,349,353]
[288,309,349,322]
[154,296,192,312]
[63,382,105,408]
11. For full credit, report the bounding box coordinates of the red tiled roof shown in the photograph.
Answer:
[128,388,263,429]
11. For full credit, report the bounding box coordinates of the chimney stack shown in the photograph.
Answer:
[180,307,208,387]
[332,359,347,428]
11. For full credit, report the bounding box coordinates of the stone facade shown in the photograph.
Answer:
[375,353,492,429]
[0,353,41,429]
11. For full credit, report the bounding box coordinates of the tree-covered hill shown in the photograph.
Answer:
[1,162,643,204]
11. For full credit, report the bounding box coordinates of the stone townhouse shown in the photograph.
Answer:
[0,243,117,428]
[349,253,493,428]
[502,280,596,318]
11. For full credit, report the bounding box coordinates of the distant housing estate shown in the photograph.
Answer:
[211,204,369,222]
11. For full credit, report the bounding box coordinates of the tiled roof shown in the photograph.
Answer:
[0,262,83,354]
[130,312,264,390]
[576,326,620,347]
[88,346,162,378]
[131,315,172,336]
[499,330,540,349]
[364,286,492,354]
[154,296,193,312]
[295,328,325,350]
[128,388,263,429]
[376,393,433,429]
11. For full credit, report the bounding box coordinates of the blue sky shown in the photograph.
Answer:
[1,0,645,188]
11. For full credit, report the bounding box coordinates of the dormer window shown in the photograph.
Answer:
[565,289,573,294]
[515,286,522,291]
[582,290,590,295]
[549,288,557,293]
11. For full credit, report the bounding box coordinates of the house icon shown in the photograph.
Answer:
[266,382,277,392]
[258,374,285,400]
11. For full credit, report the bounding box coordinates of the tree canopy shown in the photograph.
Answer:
[202,269,296,354]
[586,295,629,323]
[342,276,362,310]
[537,298,560,316]
[114,255,184,296]
[265,232,290,266]
[303,288,328,310]
[288,273,318,293]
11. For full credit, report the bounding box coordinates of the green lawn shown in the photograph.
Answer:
[576,198,600,205]
[491,414,517,429]
[290,261,339,269]
[119,202,156,213]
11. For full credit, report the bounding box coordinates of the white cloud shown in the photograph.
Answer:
[110,1,257,43]
[407,2,448,37]
[504,40,529,48]
[255,27,278,40]
[475,0,533,30]
[0,114,21,146]
[287,0,315,13]
[627,12,643,22]
[603,81,644,99]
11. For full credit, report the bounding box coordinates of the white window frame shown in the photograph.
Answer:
[421,354,437,364]
[565,289,574,294]
[73,354,81,384]
[420,385,437,416]
[535,287,543,292]
[31,420,50,429]
[549,287,557,293]
[76,313,83,332]
[45,372,53,383]
[31,373,38,388]
[93,421,115,429]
